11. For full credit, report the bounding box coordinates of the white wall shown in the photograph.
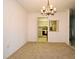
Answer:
[27,12,39,41]
[48,10,70,44]
[4,0,28,59]
[27,10,70,44]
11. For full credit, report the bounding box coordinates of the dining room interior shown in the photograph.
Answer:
[4,0,75,59]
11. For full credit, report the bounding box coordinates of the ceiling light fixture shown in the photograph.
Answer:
[41,0,56,16]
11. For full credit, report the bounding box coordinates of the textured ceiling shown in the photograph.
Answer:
[16,0,75,12]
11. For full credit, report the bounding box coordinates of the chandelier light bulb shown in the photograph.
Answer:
[41,10,43,13]
[45,9,47,13]
[50,5,53,9]
[42,6,45,10]
[54,8,56,11]
[51,11,54,15]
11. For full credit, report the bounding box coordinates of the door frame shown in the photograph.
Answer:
[37,17,48,42]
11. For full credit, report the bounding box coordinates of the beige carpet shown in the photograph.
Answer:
[8,42,75,59]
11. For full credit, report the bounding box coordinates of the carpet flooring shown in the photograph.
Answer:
[8,42,75,59]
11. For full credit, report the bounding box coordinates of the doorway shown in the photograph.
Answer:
[37,17,48,42]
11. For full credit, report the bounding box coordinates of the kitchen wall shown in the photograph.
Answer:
[27,9,70,44]
[3,0,28,59]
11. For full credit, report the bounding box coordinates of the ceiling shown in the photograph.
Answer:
[16,0,75,12]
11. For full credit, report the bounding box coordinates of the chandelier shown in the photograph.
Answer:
[41,0,56,15]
